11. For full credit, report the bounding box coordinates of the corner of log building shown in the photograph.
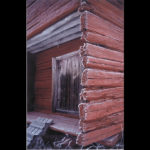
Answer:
[27,0,124,147]
[77,0,124,146]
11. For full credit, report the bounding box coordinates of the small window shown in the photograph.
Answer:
[52,51,81,115]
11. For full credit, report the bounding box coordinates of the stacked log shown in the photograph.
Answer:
[77,0,124,146]
[26,0,80,39]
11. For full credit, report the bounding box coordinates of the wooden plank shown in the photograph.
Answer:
[77,123,123,146]
[80,43,124,62]
[27,11,80,48]
[80,111,124,132]
[80,87,124,101]
[27,24,81,52]
[82,56,124,72]
[81,11,123,42]
[79,99,123,121]
[27,0,56,24]
[81,69,123,87]
[27,0,80,39]
[107,0,124,10]
[81,31,124,52]
[27,0,71,30]
[27,111,80,136]
[79,0,124,28]
[30,32,82,53]
[82,69,123,79]
[81,78,123,87]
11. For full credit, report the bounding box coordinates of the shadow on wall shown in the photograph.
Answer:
[27,52,36,111]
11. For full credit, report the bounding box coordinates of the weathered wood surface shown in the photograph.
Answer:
[79,111,123,132]
[27,112,80,136]
[27,11,81,53]
[27,0,80,39]
[82,56,124,72]
[81,31,124,51]
[52,51,81,114]
[107,0,124,10]
[80,87,124,101]
[34,39,83,112]
[81,11,123,42]
[27,11,80,47]
[77,123,123,146]
[80,43,124,62]
[81,69,123,87]
[79,99,123,121]
[79,0,124,28]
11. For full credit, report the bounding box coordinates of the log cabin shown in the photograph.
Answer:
[26,0,124,147]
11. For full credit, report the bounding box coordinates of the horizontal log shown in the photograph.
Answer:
[80,111,124,132]
[27,0,71,30]
[81,31,124,52]
[80,43,124,63]
[31,32,82,53]
[27,0,80,39]
[82,69,123,79]
[79,99,124,121]
[35,38,82,59]
[79,0,124,28]
[80,87,124,101]
[27,11,80,48]
[81,11,123,42]
[81,78,124,87]
[27,25,81,53]
[77,123,124,146]
[81,69,124,87]
[82,56,124,72]
[27,0,56,24]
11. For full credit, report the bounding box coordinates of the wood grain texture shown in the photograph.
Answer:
[34,38,83,113]
[79,99,123,121]
[80,87,124,101]
[81,11,123,42]
[27,0,80,39]
[77,123,123,146]
[27,11,81,48]
[82,56,124,72]
[79,111,124,132]
[79,0,124,28]
[80,43,124,62]
[81,31,124,52]
[81,69,123,87]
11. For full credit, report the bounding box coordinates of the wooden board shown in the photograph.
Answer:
[80,87,124,101]
[27,0,80,39]
[80,43,124,63]
[81,11,123,42]
[27,11,81,53]
[79,0,124,28]
[77,123,123,146]
[79,111,124,132]
[79,99,123,121]
[27,111,80,136]
[81,31,124,52]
